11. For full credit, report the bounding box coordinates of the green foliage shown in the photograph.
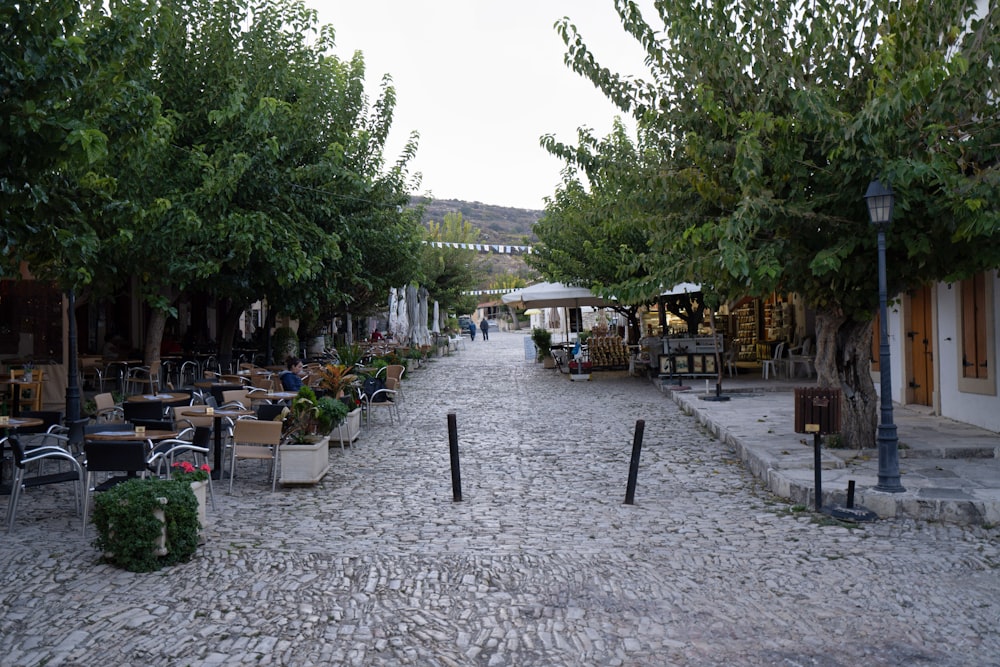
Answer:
[273,327,299,361]
[554,0,1000,447]
[419,211,485,315]
[531,327,552,361]
[92,478,200,572]
[335,343,365,368]
[315,395,349,432]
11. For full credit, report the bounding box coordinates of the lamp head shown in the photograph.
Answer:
[865,180,894,230]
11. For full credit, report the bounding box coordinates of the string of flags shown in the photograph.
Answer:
[463,288,512,296]
[424,241,533,254]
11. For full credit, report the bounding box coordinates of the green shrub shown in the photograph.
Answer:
[92,478,200,572]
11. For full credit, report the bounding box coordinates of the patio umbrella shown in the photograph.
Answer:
[388,288,399,338]
[502,282,614,342]
[432,301,440,334]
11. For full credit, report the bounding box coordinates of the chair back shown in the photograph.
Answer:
[85,423,135,436]
[173,405,214,430]
[773,342,785,361]
[385,364,405,383]
[123,400,165,423]
[256,403,287,422]
[94,393,117,412]
[232,419,282,454]
[131,418,174,431]
[83,440,149,474]
[221,389,251,408]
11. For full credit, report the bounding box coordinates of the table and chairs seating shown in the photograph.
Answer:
[2,368,45,415]
[176,405,253,479]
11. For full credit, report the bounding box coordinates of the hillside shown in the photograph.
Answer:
[410,197,542,245]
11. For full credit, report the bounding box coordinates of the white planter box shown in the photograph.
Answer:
[333,408,362,444]
[279,436,330,485]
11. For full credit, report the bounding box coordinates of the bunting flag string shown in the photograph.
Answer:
[462,288,514,295]
[423,241,533,254]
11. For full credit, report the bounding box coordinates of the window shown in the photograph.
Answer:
[958,272,995,395]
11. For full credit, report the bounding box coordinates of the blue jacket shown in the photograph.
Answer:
[280,370,303,391]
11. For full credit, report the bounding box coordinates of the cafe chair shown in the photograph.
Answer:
[384,365,406,402]
[3,436,85,534]
[81,439,151,537]
[94,392,124,422]
[148,426,216,510]
[228,418,283,494]
[125,362,161,396]
[123,400,166,424]
[361,382,399,427]
[256,403,287,422]
[14,410,65,449]
[762,342,786,380]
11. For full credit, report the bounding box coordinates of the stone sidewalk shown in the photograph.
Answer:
[660,373,1000,526]
[1,331,998,666]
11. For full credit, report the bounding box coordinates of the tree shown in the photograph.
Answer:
[108,0,421,366]
[1,0,162,289]
[532,120,662,342]
[558,0,1000,447]
[418,211,484,317]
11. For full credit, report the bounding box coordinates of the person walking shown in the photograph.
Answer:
[468,321,476,341]
[480,318,490,341]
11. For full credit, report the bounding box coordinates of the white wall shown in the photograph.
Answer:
[934,275,1000,432]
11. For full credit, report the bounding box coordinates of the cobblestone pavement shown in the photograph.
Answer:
[2,331,999,666]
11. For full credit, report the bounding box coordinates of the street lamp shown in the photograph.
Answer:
[865,179,905,493]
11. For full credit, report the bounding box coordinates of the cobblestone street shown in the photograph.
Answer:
[2,331,999,666]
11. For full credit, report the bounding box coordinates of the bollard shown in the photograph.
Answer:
[624,419,645,505]
[847,480,856,509]
[813,431,823,511]
[447,412,462,502]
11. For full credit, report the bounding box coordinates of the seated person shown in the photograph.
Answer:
[279,356,304,391]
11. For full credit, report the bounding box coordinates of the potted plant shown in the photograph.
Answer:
[531,328,554,368]
[315,363,358,398]
[279,386,330,485]
[333,392,362,445]
[91,478,200,572]
[335,342,365,369]
[315,395,349,435]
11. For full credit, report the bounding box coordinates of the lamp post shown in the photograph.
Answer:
[865,179,905,493]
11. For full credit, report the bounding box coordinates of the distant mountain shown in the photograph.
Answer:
[410,197,542,244]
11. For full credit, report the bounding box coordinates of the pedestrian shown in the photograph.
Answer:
[480,318,489,341]
[468,321,476,341]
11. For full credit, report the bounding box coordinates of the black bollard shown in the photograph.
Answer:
[447,412,462,502]
[846,480,856,509]
[813,431,823,511]
[624,419,645,505]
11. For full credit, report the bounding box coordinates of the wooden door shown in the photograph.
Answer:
[906,285,934,406]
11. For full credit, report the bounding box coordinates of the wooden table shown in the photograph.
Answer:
[177,407,253,479]
[84,429,178,442]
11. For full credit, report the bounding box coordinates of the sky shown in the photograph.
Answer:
[308,1,655,211]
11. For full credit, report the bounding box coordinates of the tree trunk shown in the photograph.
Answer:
[814,309,877,449]
[143,309,167,369]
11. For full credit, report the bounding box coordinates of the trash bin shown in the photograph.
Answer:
[794,387,841,434]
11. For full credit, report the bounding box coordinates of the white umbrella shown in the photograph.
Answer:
[501,281,612,309]
[432,301,441,334]
[395,287,409,344]
[662,283,701,296]
[502,282,614,342]
[388,288,399,338]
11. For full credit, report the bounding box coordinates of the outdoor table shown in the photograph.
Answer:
[84,428,178,443]
[177,407,253,479]
[264,391,298,402]
[126,392,188,405]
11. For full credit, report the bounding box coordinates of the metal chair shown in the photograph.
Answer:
[3,436,84,533]
[81,439,151,536]
[148,426,216,510]
[228,419,283,493]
